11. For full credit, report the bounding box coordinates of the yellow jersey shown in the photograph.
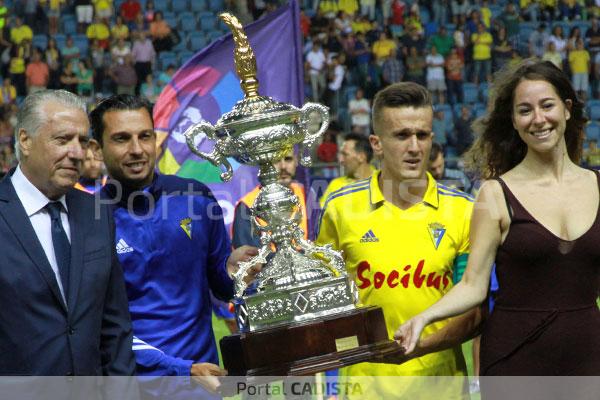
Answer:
[319,167,376,207]
[316,171,473,397]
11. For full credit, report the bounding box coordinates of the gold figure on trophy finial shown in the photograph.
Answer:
[219,13,259,98]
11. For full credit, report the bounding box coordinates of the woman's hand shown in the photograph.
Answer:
[394,314,428,355]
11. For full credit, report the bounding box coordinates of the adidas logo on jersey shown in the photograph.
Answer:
[116,238,134,254]
[360,229,379,243]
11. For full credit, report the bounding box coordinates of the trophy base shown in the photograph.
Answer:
[220,306,402,376]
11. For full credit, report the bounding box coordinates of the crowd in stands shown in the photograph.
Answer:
[2,0,600,180]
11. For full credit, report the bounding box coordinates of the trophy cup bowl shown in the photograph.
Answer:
[184,13,402,378]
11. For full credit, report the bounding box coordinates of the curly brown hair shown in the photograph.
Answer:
[464,60,587,179]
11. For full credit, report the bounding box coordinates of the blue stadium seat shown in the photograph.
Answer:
[73,34,89,57]
[191,0,208,12]
[172,32,188,51]
[462,83,479,104]
[420,8,430,25]
[200,12,216,31]
[163,12,178,29]
[479,82,489,102]
[208,0,224,13]
[62,16,77,35]
[207,30,223,42]
[154,0,169,12]
[189,32,207,51]
[177,50,194,65]
[159,51,178,70]
[424,21,438,38]
[32,34,48,51]
[474,103,487,118]
[587,122,600,142]
[180,12,197,32]
[589,102,600,121]
[54,33,67,50]
[172,0,189,13]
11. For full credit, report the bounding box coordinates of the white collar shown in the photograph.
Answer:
[11,165,68,217]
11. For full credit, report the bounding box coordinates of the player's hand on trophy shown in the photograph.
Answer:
[226,245,263,283]
[191,362,227,393]
[393,315,427,355]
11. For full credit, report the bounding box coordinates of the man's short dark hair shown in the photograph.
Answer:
[90,94,154,144]
[372,82,432,135]
[344,132,373,162]
[429,141,444,162]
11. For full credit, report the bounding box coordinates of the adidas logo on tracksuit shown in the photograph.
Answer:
[116,238,134,254]
[360,229,379,243]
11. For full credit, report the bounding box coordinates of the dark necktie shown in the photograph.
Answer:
[45,202,70,300]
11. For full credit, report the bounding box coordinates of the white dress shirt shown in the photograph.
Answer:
[11,165,71,301]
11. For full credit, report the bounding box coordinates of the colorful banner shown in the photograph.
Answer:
[154,0,304,228]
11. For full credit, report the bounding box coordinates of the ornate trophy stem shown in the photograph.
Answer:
[185,12,358,332]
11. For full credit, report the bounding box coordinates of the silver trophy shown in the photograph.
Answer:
[185,13,358,332]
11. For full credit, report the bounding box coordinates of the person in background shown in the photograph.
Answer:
[428,141,472,192]
[74,138,106,193]
[568,38,590,101]
[348,87,371,135]
[25,47,49,94]
[320,132,375,206]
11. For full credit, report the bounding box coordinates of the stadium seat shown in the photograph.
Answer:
[424,21,438,38]
[207,30,223,42]
[172,0,189,13]
[462,83,479,104]
[159,51,178,70]
[191,0,208,13]
[32,34,48,51]
[208,0,224,13]
[73,34,89,57]
[420,8,430,25]
[163,12,177,27]
[178,50,194,65]
[200,12,217,31]
[589,102,600,121]
[62,16,77,35]
[474,103,487,118]
[172,32,188,51]
[154,0,169,12]
[189,32,207,51]
[54,33,67,50]
[479,82,489,102]
[587,122,600,142]
[180,12,197,32]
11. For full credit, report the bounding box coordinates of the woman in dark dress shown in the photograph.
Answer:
[395,60,600,381]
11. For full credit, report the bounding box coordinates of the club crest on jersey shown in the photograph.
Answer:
[428,222,445,249]
[180,217,192,239]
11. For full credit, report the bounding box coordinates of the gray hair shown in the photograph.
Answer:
[14,90,87,161]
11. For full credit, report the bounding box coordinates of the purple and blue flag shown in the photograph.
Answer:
[154,0,304,228]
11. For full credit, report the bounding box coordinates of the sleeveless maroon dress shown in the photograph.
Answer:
[480,175,600,376]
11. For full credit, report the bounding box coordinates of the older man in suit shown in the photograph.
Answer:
[0,89,135,375]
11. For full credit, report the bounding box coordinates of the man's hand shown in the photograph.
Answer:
[226,245,263,284]
[191,362,227,393]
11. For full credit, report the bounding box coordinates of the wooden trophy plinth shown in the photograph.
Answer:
[219,306,402,377]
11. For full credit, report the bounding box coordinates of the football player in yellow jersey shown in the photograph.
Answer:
[320,133,375,207]
[316,82,480,398]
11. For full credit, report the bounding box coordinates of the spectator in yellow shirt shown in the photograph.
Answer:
[111,16,130,41]
[92,0,113,20]
[0,77,17,105]
[87,16,111,49]
[471,23,493,84]
[42,0,65,35]
[372,31,397,65]
[568,38,590,100]
[9,17,33,46]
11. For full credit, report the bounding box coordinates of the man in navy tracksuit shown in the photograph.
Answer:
[90,95,259,386]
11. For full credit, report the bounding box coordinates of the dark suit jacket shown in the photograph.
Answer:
[0,174,136,375]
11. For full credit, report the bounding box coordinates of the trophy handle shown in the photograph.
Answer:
[184,122,234,182]
[299,103,330,167]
